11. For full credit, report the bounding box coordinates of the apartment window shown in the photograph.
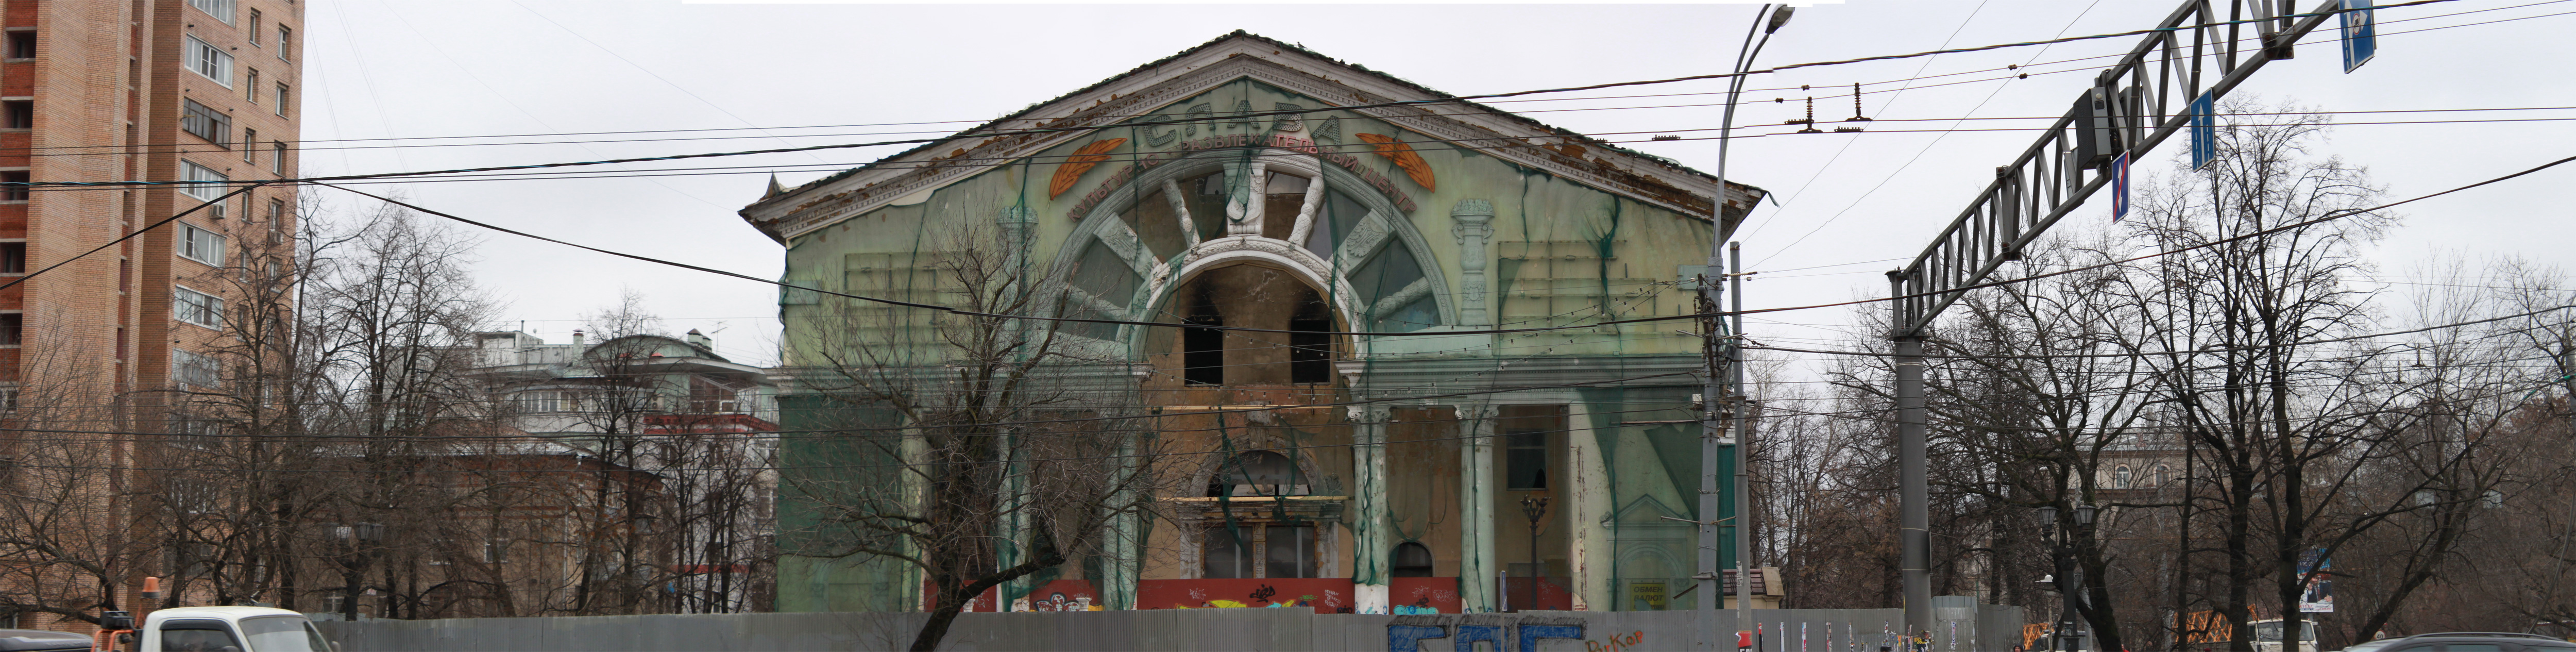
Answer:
[180,161,229,201]
[189,0,236,24]
[5,32,32,60]
[273,84,288,117]
[482,541,510,564]
[174,286,224,329]
[0,387,17,412]
[270,141,286,173]
[266,199,286,242]
[245,69,260,103]
[277,26,291,61]
[3,101,29,129]
[248,10,262,45]
[179,223,226,266]
[172,350,222,388]
[242,128,257,162]
[2114,465,2133,489]
[1,242,22,273]
[0,171,24,202]
[186,37,233,87]
[181,99,230,146]
[0,313,18,346]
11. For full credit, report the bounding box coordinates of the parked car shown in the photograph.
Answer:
[2362,632,2576,651]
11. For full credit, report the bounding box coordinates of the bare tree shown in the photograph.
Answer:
[778,224,1170,651]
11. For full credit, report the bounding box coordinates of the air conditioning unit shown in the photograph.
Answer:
[206,203,226,220]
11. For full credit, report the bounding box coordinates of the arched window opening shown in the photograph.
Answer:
[1165,265,1334,387]
[2114,465,2133,489]
[2154,464,2171,488]
[1207,450,1307,497]
[1260,172,1309,241]
[1302,187,1371,259]
[1060,242,1141,341]
[1391,542,1435,578]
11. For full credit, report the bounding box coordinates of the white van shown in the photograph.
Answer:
[2250,619,2324,652]
[135,607,333,652]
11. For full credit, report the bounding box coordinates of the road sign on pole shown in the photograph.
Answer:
[2112,153,2132,221]
[2190,92,2217,171]
[2342,0,2377,73]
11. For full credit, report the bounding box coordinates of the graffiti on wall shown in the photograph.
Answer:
[1137,578,1351,613]
[1388,614,1585,652]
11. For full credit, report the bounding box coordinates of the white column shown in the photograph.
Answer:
[1101,433,1141,610]
[1567,403,1614,611]
[1455,404,1500,612]
[1350,404,1393,613]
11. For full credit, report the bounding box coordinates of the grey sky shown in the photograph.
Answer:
[300,1,2576,366]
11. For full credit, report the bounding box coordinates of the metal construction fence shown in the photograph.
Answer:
[315,603,2025,651]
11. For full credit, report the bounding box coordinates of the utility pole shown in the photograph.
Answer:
[1702,5,1789,650]
[1730,242,1752,642]
[1880,0,2355,635]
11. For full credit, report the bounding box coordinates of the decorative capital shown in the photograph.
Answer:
[1451,199,1495,240]
[1450,198,1495,219]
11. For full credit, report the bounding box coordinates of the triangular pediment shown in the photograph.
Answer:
[743,31,1760,242]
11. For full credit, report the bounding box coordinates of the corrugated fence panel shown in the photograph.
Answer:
[315,605,2014,651]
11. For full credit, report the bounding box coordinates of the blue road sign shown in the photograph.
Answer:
[2190,92,2217,171]
[2112,152,2132,222]
[2342,0,2378,73]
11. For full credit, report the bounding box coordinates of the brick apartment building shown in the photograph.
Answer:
[0,0,300,628]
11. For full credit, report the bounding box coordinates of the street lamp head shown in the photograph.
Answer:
[1521,494,1550,522]
[2034,505,2058,526]
[2073,504,2098,526]
[1765,6,1797,34]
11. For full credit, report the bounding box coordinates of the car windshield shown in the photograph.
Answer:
[237,616,327,652]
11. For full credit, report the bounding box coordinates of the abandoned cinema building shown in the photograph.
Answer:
[737,32,1772,615]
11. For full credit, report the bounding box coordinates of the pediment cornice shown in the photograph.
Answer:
[744,35,1748,241]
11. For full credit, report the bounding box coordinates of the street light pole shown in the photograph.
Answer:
[2038,504,2097,651]
[1702,6,1789,650]
[1521,494,1549,612]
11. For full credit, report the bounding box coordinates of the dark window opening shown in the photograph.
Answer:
[0,172,24,202]
[2,101,29,129]
[1506,429,1548,490]
[0,242,22,273]
[1501,406,1564,490]
[1182,291,1223,386]
[5,32,33,60]
[1290,295,1332,383]
[1391,542,1435,578]
[0,313,19,346]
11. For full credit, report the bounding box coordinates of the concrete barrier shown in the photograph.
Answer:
[315,604,2025,651]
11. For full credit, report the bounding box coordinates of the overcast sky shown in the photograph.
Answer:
[299,1,2576,367]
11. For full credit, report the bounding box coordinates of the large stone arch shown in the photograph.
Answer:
[1041,146,1453,360]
